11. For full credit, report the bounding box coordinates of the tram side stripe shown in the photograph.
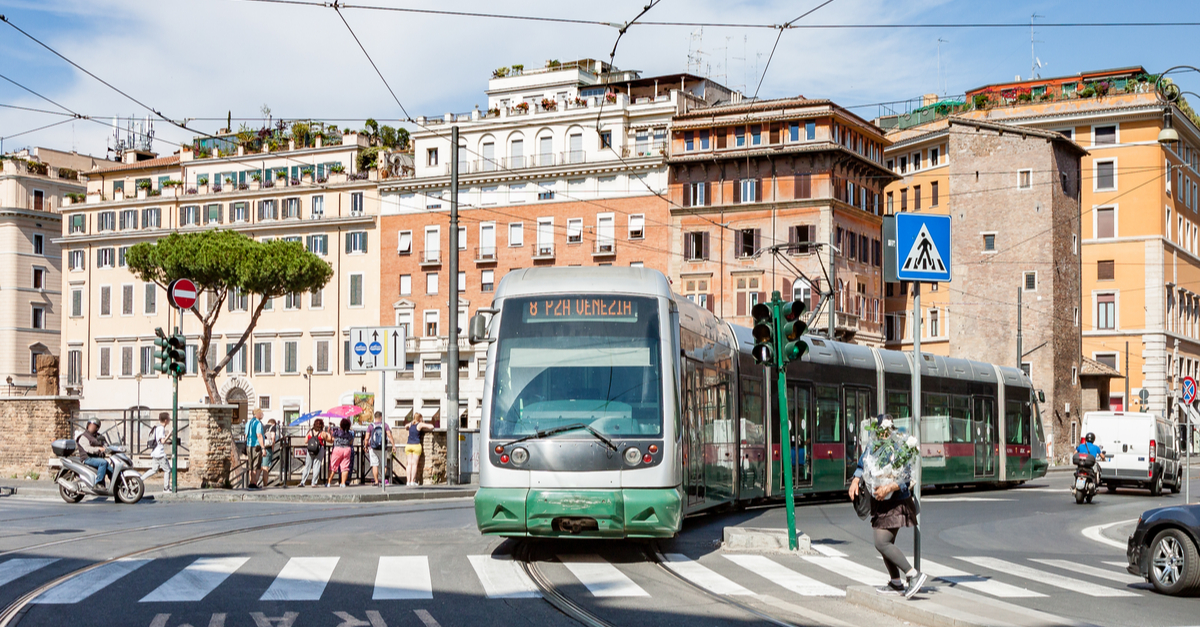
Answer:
[32,558,152,604]
[558,555,650,597]
[660,554,754,596]
[259,557,339,601]
[723,555,844,597]
[467,555,541,599]
[0,558,59,588]
[374,556,433,600]
[139,556,249,602]
[956,557,1138,598]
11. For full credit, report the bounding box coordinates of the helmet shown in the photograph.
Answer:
[1085,432,1096,444]
[86,418,102,428]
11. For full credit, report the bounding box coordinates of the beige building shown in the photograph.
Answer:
[1,148,94,394]
[59,130,395,423]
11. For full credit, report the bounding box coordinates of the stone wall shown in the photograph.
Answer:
[181,404,235,488]
[420,429,448,484]
[0,396,77,478]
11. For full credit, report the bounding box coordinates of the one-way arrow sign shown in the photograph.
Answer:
[349,326,408,371]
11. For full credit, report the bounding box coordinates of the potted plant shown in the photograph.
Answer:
[605,92,617,104]
[275,170,288,187]
[197,175,210,192]
[511,64,523,75]
[540,98,557,111]
[492,66,509,78]
[301,167,314,184]
[136,179,152,199]
[514,102,529,113]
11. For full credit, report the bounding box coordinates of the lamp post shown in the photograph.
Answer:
[135,372,143,421]
[5,375,12,396]
[1155,67,1200,145]
[304,365,314,414]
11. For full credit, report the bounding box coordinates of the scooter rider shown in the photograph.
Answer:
[76,418,109,488]
[1076,432,1106,461]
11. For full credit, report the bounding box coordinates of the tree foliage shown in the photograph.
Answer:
[127,230,333,403]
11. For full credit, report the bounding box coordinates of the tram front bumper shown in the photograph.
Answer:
[475,486,683,538]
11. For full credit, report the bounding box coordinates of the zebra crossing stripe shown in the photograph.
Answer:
[723,555,844,597]
[1030,559,1143,586]
[259,557,339,601]
[919,558,1046,598]
[801,556,885,586]
[558,555,649,597]
[0,558,59,588]
[467,555,540,599]
[374,556,433,600]
[140,557,250,603]
[810,544,848,558]
[957,557,1138,598]
[660,554,754,596]
[32,558,152,604]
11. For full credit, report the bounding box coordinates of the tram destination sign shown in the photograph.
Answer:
[523,296,638,323]
[348,326,407,371]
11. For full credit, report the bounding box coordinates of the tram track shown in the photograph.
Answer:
[0,502,473,627]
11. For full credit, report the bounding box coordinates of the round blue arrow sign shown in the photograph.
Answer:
[354,342,368,356]
[369,341,383,356]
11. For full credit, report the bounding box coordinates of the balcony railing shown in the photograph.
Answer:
[532,243,555,260]
[475,246,497,262]
[419,249,441,265]
[444,151,598,176]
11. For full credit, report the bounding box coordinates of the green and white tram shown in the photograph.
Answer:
[473,267,1047,539]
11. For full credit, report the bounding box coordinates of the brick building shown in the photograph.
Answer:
[667,98,895,345]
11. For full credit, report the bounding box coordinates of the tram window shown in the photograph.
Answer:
[815,385,841,443]
[1005,400,1031,445]
[949,395,972,443]
[922,393,949,444]
[740,378,766,446]
[886,391,910,420]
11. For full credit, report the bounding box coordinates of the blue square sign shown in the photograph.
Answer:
[895,213,952,282]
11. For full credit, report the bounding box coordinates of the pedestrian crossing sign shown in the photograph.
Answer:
[894,213,952,282]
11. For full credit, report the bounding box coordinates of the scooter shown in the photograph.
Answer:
[52,438,145,504]
[1071,451,1100,504]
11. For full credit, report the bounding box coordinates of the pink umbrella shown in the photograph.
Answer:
[320,405,364,419]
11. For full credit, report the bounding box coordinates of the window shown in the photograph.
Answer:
[1096,207,1116,238]
[180,205,200,226]
[399,274,411,296]
[1097,260,1115,280]
[30,267,45,290]
[1095,353,1118,372]
[69,249,85,271]
[1018,169,1032,189]
[509,223,523,247]
[139,346,154,376]
[71,288,83,317]
[69,214,86,234]
[456,271,466,293]
[306,195,324,220]
[306,234,328,256]
[284,292,301,310]
[144,284,157,315]
[684,131,695,151]
[458,226,467,251]
[97,247,115,269]
[426,272,438,295]
[930,147,940,166]
[284,341,298,374]
[424,311,439,337]
[1097,293,1116,329]
[392,230,413,256]
[226,343,247,374]
[99,347,111,377]
[929,310,939,338]
[97,211,116,232]
[204,203,223,224]
[686,182,707,206]
[930,181,939,206]
[914,185,921,210]
[567,218,583,244]
[628,214,644,239]
[568,133,584,163]
[738,228,759,257]
[803,121,815,141]
[900,188,908,212]
[788,123,799,142]
[282,198,300,220]
[310,288,323,309]
[351,192,364,216]
[750,125,762,145]
[596,214,614,253]
[983,233,996,251]
[228,288,249,312]
[482,270,495,292]
[31,305,44,329]
[1024,271,1037,291]
[119,209,138,230]
[349,273,363,307]
[121,345,134,377]
[315,340,330,373]
[1095,160,1116,190]
[254,342,273,374]
[789,225,813,253]
[734,126,745,147]
[427,148,438,166]
[346,231,368,254]
[685,231,709,261]
[912,152,922,171]
[1094,125,1117,146]
[740,178,757,203]
[886,192,893,213]
[257,200,277,221]
[735,276,763,316]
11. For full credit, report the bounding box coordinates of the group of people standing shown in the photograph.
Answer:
[241,409,434,489]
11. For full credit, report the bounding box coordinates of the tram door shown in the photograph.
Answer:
[782,384,813,489]
[844,387,873,484]
[683,360,705,506]
[973,397,998,478]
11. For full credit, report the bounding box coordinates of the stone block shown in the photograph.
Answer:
[0,396,78,478]
[180,404,236,488]
[722,526,814,553]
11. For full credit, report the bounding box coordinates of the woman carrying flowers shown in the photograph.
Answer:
[848,414,928,598]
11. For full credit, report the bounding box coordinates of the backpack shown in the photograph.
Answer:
[306,432,321,454]
[369,425,385,449]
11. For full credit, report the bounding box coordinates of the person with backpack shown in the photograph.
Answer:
[140,412,174,492]
[245,409,265,489]
[300,419,329,488]
[365,411,393,486]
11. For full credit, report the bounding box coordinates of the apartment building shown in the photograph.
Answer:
[60,130,388,423]
[879,66,1187,439]
[378,59,737,427]
[1,148,94,393]
[668,97,895,345]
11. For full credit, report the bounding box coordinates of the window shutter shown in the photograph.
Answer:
[753,229,761,253]
[704,182,712,206]
[716,131,727,149]
[788,226,797,244]
[782,278,793,299]
[733,181,741,204]
[345,233,352,254]
[684,234,693,260]
[758,291,766,306]
[305,235,313,251]
[810,279,821,310]
[683,182,691,207]
[362,232,368,254]
[702,232,710,260]
[737,292,746,316]
[705,296,714,313]
[756,178,763,202]
[769,123,780,144]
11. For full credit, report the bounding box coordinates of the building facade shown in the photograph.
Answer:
[59,132,391,424]
[668,98,895,345]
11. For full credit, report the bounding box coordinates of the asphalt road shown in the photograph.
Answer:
[0,469,1196,627]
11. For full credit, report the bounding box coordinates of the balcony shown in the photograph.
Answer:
[593,241,616,257]
[809,311,861,343]
[532,244,555,260]
[419,250,441,266]
[475,246,497,263]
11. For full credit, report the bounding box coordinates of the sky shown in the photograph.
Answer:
[2,0,1199,158]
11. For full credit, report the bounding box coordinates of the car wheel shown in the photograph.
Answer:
[1151,475,1163,497]
[1149,529,1200,595]
[1171,479,1182,494]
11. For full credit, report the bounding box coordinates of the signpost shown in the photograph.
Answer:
[167,278,198,310]
[349,326,408,491]
[1183,377,1196,405]
[155,278,198,494]
[885,212,952,570]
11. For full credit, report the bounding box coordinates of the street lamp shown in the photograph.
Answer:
[304,365,314,413]
[1155,67,1200,145]
[135,373,143,424]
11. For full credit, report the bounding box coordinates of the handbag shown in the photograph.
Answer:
[853,484,872,520]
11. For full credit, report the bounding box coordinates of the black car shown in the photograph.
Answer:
[1127,503,1200,595]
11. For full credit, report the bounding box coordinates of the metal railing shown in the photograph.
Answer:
[532,243,555,259]
[420,249,441,264]
[475,246,497,261]
[69,408,191,458]
[594,241,616,255]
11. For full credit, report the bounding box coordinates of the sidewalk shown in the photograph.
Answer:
[0,478,476,504]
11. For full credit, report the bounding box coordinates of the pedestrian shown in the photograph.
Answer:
[245,409,265,489]
[327,418,355,488]
[848,415,928,599]
[300,419,329,488]
[140,412,174,492]
[366,411,393,486]
[404,413,435,486]
[262,418,280,486]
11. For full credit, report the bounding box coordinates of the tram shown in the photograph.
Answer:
[473,267,1048,539]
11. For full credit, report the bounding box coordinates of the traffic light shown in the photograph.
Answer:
[153,328,171,374]
[779,300,809,364]
[167,334,187,377]
[751,302,774,365]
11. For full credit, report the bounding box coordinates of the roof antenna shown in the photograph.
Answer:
[1030,13,1044,80]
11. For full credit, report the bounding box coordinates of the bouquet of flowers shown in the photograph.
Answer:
[860,417,920,495]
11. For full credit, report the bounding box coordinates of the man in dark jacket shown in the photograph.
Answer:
[76,418,109,487]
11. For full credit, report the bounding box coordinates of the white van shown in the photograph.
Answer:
[1080,411,1181,495]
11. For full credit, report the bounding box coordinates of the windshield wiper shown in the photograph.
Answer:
[505,422,618,452]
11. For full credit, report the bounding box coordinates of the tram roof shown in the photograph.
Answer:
[494,267,674,299]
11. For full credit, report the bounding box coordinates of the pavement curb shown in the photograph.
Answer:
[157,488,477,503]
[846,584,1099,627]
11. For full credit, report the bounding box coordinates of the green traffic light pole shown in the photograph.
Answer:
[170,326,180,494]
[770,291,799,551]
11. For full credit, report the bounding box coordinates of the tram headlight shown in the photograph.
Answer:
[624,447,642,466]
[510,447,529,466]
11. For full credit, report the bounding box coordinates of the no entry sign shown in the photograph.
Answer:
[167,278,198,310]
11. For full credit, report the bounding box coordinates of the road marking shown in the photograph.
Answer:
[373,556,433,600]
[468,555,540,598]
[802,556,885,586]
[1103,560,1130,568]
[140,556,249,602]
[32,558,151,604]
[1030,559,1143,585]
[558,554,649,597]
[661,554,754,595]
[413,610,441,627]
[922,497,1013,502]
[1081,519,1136,550]
[957,556,1138,597]
[919,558,1046,598]
[810,544,847,557]
[723,554,844,597]
[260,557,339,601]
[0,558,59,587]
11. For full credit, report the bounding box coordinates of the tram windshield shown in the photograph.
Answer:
[490,295,663,439]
